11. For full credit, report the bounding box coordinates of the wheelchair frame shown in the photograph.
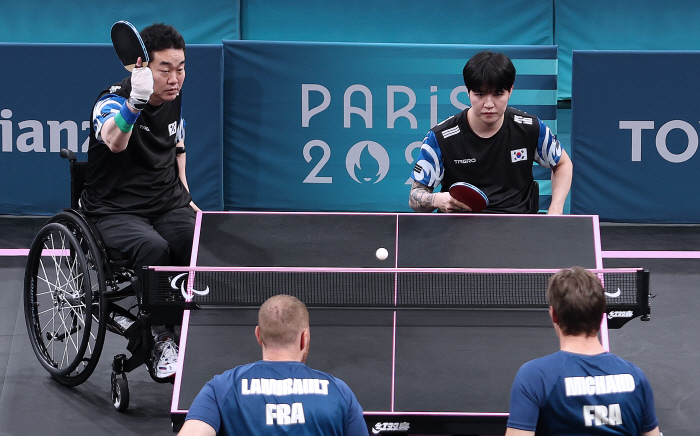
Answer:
[23,149,176,412]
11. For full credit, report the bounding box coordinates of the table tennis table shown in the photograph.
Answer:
[146,212,650,435]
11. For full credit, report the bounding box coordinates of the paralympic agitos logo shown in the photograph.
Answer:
[169,273,210,300]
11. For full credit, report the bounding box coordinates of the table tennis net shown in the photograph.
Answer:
[144,268,649,311]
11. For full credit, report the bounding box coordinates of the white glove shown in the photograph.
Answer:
[129,66,154,110]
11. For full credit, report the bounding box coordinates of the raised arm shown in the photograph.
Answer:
[101,57,154,153]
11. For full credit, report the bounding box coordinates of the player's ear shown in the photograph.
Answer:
[300,328,310,351]
[255,325,263,346]
[549,306,558,324]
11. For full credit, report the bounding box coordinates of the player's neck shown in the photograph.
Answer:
[559,334,606,355]
[261,347,304,362]
[466,109,505,138]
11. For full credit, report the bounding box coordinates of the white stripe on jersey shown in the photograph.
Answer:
[442,126,460,138]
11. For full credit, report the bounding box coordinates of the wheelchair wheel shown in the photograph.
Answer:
[111,372,130,412]
[24,212,108,386]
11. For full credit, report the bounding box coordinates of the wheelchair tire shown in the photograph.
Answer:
[24,212,108,386]
[111,373,130,412]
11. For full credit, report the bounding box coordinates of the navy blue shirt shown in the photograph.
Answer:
[186,360,369,436]
[508,351,658,435]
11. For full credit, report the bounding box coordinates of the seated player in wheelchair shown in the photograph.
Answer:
[81,22,199,378]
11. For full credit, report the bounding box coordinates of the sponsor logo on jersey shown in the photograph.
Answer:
[371,422,410,434]
[454,158,476,164]
[511,148,527,162]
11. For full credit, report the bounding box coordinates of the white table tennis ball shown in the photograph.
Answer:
[376,247,388,260]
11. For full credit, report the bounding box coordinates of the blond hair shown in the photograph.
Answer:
[258,295,309,348]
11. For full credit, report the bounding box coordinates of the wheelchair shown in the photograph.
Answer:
[23,148,182,412]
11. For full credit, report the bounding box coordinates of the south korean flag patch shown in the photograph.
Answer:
[511,148,527,163]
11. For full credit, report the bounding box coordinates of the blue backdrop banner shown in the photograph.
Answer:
[223,41,558,212]
[0,44,224,215]
[571,51,700,223]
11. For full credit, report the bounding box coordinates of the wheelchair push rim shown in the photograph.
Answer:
[24,216,107,385]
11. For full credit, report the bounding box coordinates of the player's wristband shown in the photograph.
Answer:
[176,146,186,154]
[114,104,140,133]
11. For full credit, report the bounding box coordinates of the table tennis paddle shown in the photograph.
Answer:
[448,182,489,212]
[111,20,149,71]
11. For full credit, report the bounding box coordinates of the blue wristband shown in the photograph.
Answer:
[119,103,140,124]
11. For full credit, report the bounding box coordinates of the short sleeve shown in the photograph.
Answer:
[534,119,562,169]
[410,131,445,188]
[91,94,127,143]
[185,379,222,433]
[506,362,544,431]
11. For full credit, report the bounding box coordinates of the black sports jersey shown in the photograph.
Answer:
[411,107,561,214]
[81,77,191,217]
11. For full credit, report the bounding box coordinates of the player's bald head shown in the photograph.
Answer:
[257,295,309,348]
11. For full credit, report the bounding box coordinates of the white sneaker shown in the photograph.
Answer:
[153,333,179,378]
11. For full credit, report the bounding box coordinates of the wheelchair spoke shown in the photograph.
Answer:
[31,229,92,371]
[25,216,108,385]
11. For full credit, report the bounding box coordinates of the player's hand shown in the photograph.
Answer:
[129,57,153,111]
[434,191,471,213]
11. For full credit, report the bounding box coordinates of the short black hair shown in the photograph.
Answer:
[140,23,186,60]
[462,51,516,94]
[546,266,607,337]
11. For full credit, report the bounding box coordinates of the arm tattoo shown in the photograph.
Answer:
[409,181,436,212]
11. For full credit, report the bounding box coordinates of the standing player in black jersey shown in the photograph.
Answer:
[81,23,198,378]
[409,51,573,214]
